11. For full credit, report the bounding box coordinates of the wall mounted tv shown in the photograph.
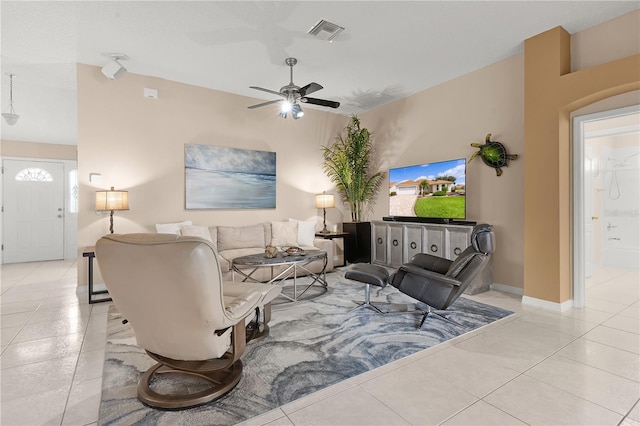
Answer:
[387,158,467,224]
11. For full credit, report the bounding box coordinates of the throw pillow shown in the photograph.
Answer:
[156,220,192,234]
[180,225,213,242]
[271,221,299,247]
[289,218,317,246]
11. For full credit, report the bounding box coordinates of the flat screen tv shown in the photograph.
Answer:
[388,158,466,222]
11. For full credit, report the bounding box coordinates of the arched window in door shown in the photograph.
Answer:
[15,167,53,182]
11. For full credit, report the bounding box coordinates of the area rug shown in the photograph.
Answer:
[98,271,513,425]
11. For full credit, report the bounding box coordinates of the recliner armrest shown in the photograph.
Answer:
[224,291,262,322]
[397,263,463,288]
[407,253,452,275]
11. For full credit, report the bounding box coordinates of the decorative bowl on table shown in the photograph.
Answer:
[284,246,304,255]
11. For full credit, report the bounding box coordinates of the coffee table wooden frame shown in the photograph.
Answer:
[232,251,328,302]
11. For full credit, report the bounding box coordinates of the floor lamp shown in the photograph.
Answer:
[95,187,129,233]
[315,192,335,234]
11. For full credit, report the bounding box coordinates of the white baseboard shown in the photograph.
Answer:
[522,295,573,312]
[490,282,524,296]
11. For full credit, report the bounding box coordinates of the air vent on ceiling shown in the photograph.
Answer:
[308,19,345,42]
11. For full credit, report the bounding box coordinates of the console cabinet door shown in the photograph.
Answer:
[446,227,472,260]
[372,222,387,265]
[388,224,404,267]
[423,226,445,257]
[404,225,423,263]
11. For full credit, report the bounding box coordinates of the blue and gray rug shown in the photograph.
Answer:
[98,272,513,425]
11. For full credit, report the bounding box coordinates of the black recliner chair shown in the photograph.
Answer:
[389,224,495,328]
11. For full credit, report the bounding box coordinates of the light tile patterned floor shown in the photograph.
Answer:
[1,261,638,425]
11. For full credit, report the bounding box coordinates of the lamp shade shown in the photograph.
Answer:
[95,187,129,211]
[315,193,335,209]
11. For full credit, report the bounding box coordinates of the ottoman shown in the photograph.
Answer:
[344,263,390,314]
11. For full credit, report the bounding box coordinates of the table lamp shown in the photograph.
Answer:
[315,192,335,234]
[95,186,129,233]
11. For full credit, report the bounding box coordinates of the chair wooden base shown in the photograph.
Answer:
[137,359,243,409]
[137,320,247,409]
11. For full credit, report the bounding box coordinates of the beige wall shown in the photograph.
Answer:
[77,63,347,284]
[1,139,77,160]
[572,10,640,72]
[360,54,525,289]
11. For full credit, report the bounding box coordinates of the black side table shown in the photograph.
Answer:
[315,232,349,267]
[82,248,112,304]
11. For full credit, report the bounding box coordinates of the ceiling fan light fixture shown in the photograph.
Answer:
[2,73,19,126]
[248,57,339,116]
[280,100,292,113]
[292,104,304,119]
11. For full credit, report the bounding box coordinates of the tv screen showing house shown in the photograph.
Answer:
[389,158,466,219]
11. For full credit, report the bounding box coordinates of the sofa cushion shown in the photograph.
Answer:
[180,225,213,242]
[217,225,266,252]
[289,218,317,246]
[271,221,299,247]
[155,220,192,234]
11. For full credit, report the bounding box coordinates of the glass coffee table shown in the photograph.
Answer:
[232,250,328,302]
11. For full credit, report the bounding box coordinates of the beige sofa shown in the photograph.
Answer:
[159,221,334,282]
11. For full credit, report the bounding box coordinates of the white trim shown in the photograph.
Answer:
[522,295,573,312]
[63,160,78,260]
[573,113,587,308]
[585,124,639,139]
[490,282,523,296]
[572,104,640,309]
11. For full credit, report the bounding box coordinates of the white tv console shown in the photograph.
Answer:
[371,220,492,294]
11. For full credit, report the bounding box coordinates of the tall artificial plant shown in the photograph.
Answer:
[321,115,384,222]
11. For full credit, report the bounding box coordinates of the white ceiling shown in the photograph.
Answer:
[1,1,638,145]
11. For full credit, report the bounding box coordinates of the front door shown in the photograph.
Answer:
[3,159,65,263]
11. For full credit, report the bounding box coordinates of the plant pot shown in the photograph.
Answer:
[343,222,371,264]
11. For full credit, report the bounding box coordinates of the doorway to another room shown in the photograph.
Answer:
[573,105,640,309]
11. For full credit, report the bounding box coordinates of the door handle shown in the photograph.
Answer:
[591,216,598,220]
[58,214,63,218]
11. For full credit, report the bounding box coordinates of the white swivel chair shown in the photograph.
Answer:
[96,233,280,409]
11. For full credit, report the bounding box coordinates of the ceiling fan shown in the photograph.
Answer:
[248,57,340,119]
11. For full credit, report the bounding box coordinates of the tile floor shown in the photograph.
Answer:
[1,261,638,425]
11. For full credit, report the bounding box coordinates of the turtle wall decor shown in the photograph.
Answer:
[468,133,519,176]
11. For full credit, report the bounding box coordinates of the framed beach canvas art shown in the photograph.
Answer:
[185,144,276,209]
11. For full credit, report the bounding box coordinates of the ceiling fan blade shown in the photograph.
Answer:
[249,86,284,97]
[298,82,323,97]
[300,97,340,109]
[248,99,282,109]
